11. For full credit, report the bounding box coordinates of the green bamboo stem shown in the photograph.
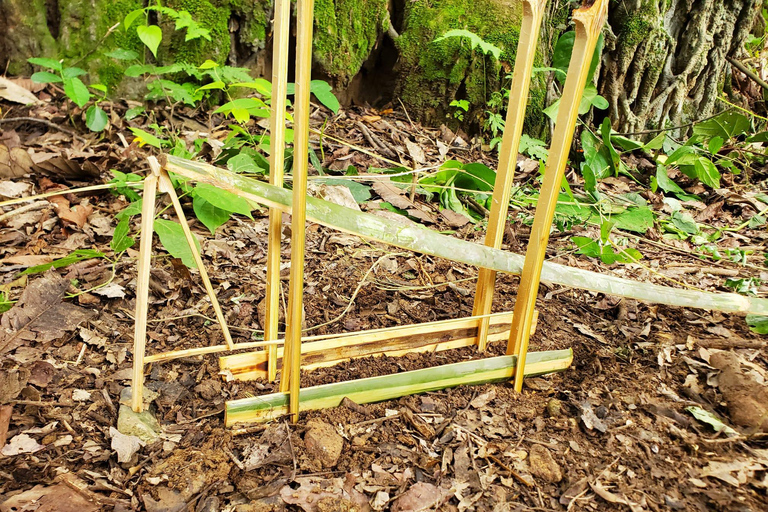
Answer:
[225,349,573,425]
[165,156,768,317]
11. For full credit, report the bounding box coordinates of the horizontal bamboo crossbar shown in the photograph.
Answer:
[220,311,527,381]
[225,348,573,425]
[165,156,768,316]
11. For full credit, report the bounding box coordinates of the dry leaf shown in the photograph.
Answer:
[0,144,34,178]
[405,139,426,164]
[0,405,12,447]
[110,426,144,463]
[440,209,471,228]
[0,76,40,105]
[372,180,414,209]
[1,433,43,455]
[391,482,452,512]
[0,180,31,198]
[0,483,100,512]
[0,271,95,354]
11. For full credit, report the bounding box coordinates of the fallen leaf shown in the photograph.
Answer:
[110,426,144,463]
[0,144,34,178]
[0,180,31,198]
[0,405,12,447]
[1,433,43,455]
[372,180,414,210]
[405,139,426,164]
[0,483,99,512]
[0,76,41,105]
[700,459,767,487]
[0,271,95,354]
[391,482,451,512]
[280,476,371,512]
[440,209,471,228]
[579,401,608,433]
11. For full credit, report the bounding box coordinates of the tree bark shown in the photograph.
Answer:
[599,0,762,136]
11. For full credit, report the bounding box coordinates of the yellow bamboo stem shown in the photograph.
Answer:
[508,0,609,392]
[265,0,292,382]
[473,0,549,351]
[131,169,159,413]
[279,0,315,424]
[157,167,234,350]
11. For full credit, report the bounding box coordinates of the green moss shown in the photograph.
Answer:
[229,0,271,51]
[396,0,531,130]
[164,0,231,65]
[312,0,389,85]
[2,0,58,74]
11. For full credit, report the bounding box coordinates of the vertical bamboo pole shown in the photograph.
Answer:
[507,0,608,391]
[472,0,549,351]
[265,0,292,382]
[131,168,159,413]
[279,0,314,424]
[156,166,235,350]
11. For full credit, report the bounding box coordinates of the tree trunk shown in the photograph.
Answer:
[599,0,762,136]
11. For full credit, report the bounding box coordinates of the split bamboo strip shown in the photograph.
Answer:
[280,0,315,423]
[225,349,573,425]
[131,169,158,413]
[508,0,609,392]
[220,311,517,380]
[158,169,234,350]
[473,0,549,351]
[165,156,768,317]
[265,0,292,383]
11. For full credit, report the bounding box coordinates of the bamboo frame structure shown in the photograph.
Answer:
[508,0,609,392]
[264,0,292,383]
[473,0,548,351]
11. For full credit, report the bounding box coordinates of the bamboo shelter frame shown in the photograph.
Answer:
[129,0,768,422]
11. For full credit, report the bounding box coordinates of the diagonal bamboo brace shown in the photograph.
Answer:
[507,0,609,392]
[156,165,235,351]
[279,0,315,423]
[473,0,549,351]
[131,165,159,413]
[265,0,292,382]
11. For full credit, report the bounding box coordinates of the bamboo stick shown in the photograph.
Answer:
[165,156,768,317]
[220,311,517,380]
[473,0,549,352]
[265,0,292,383]
[280,0,315,424]
[158,168,235,350]
[131,169,159,413]
[225,348,573,426]
[508,0,609,392]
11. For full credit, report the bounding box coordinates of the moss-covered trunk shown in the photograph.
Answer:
[599,0,762,136]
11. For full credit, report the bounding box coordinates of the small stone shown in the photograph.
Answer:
[304,419,343,469]
[546,398,563,418]
[194,379,222,401]
[117,404,161,444]
[528,444,562,483]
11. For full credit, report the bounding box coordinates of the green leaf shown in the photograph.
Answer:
[686,406,738,436]
[129,127,167,148]
[708,136,724,154]
[693,111,750,140]
[214,98,269,119]
[193,195,231,234]
[316,178,373,203]
[643,133,666,151]
[90,83,108,94]
[125,106,145,121]
[612,206,654,233]
[62,67,87,78]
[85,105,108,132]
[63,77,90,108]
[229,79,272,97]
[693,157,720,188]
[196,80,225,92]
[124,64,154,77]
[194,183,254,219]
[310,80,340,113]
[226,153,264,174]
[198,59,219,70]
[111,217,135,252]
[671,210,699,235]
[115,200,143,220]
[746,315,768,335]
[21,249,106,275]
[124,8,146,30]
[137,25,163,58]
[27,57,62,71]
[31,71,62,84]
[154,219,199,269]
[748,215,766,229]
[106,48,140,60]
[654,165,686,195]
[433,29,502,59]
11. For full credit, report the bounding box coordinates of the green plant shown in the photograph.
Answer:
[449,99,470,121]
[724,277,760,296]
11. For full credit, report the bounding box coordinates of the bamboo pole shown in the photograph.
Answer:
[508,0,609,392]
[225,349,573,426]
[157,168,234,350]
[279,0,315,424]
[265,0,291,383]
[131,168,159,413]
[165,156,768,317]
[473,0,549,351]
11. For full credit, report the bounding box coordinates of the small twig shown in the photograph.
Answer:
[355,121,398,159]
[727,56,768,92]
[0,200,51,223]
[0,116,88,143]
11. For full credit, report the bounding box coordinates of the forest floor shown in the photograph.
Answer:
[1,81,768,512]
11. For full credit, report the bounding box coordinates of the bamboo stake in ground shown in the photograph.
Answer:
[265,0,292,382]
[473,0,549,351]
[157,168,234,350]
[507,0,609,392]
[131,165,159,413]
[279,0,315,424]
